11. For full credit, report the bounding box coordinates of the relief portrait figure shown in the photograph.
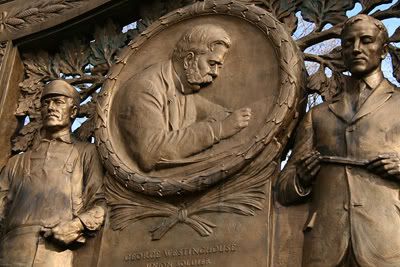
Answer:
[0,80,105,266]
[278,14,400,267]
[118,24,252,172]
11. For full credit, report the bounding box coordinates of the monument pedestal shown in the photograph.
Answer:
[98,181,273,267]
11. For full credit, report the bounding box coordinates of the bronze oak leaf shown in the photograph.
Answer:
[307,67,344,102]
[300,0,355,31]
[358,0,392,14]
[258,0,302,34]
[89,20,129,68]
[389,45,400,83]
[390,26,400,43]
[53,38,90,77]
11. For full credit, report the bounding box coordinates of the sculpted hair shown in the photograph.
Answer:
[341,14,389,44]
[172,24,231,61]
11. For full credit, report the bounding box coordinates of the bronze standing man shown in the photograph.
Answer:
[278,15,400,267]
[0,80,105,266]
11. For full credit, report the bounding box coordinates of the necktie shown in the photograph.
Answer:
[357,80,369,110]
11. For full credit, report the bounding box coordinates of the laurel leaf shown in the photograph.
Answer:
[5,17,25,26]
[40,4,68,14]
[15,7,39,18]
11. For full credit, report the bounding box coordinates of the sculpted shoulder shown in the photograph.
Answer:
[122,62,165,96]
[74,141,96,153]
[309,98,331,114]
[3,152,25,167]
[390,82,400,96]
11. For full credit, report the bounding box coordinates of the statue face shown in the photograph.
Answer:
[341,20,387,77]
[41,95,76,131]
[185,45,228,91]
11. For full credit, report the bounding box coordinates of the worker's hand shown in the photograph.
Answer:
[367,153,400,180]
[296,151,321,188]
[50,218,84,245]
[220,108,251,139]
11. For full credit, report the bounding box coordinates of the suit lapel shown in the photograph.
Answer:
[328,91,355,124]
[161,61,180,131]
[352,79,394,123]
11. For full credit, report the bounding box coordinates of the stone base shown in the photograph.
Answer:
[97,191,272,267]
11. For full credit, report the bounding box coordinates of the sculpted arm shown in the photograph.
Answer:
[277,110,320,205]
[51,145,105,245]
[367,153,400,182]
[0,161,12,225]
[120,81,250,171]
[77,144,106,231]
[193,94,231,121]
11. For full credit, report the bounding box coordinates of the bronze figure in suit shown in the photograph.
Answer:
[278,14,400,267]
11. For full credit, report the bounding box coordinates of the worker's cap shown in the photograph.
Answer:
[41,80,81,106]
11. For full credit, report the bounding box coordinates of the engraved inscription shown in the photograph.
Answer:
[124,243,237,266]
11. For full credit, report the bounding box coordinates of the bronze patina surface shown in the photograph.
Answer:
[0,0,399,266]
[278,14,400,267]
[95,1,303,266]
[0,80,106,266]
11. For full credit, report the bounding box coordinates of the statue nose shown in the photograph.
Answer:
[352,40,362,54]
[209,66,218,77]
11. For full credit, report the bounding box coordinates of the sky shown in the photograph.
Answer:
[294,1,400,86]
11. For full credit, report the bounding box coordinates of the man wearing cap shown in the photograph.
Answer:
[0,80,105,266]
[278,15,400,267]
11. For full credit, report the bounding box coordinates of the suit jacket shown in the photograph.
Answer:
[278,77,400,267]
[119,60,229,172]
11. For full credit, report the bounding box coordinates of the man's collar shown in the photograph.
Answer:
[362,69,384,90]
[39,129,74,144]
[161,61,181,99]
[172,65,185,95]
[168,59,193,95]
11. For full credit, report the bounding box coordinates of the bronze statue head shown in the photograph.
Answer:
[341,14,389,78]
[172,24,231,92]
[40,80,79,132]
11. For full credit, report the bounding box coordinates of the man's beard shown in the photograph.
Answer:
[185,57,213,89]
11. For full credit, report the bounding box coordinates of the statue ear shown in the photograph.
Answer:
[381,43,389,60]
[183,52,195,70]
[70,105,78,120]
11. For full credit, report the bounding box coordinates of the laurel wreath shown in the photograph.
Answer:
[95,0,304,197]
[0,0,83,32]
[95,0,304,238]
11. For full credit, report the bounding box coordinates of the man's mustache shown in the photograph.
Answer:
[189,74,214,85]
[45,113,60,119]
